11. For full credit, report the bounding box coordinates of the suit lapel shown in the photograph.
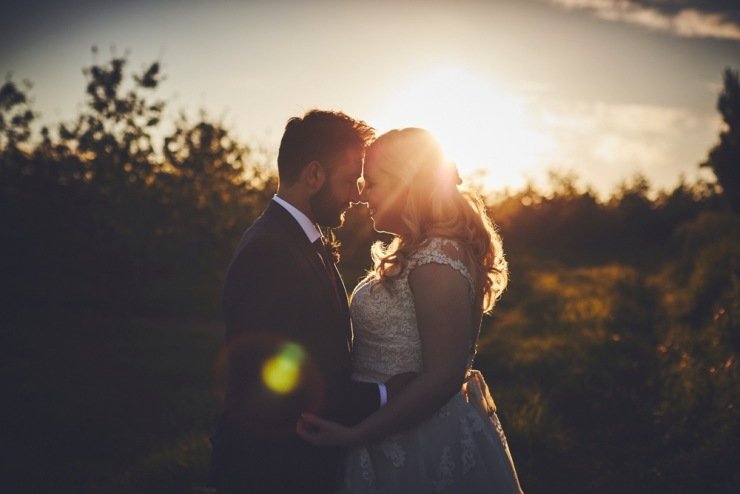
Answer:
[333,264,353,351]
[266,201,349,312]
[298,236,353,350]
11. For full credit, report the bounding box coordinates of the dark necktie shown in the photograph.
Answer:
[314,238,351,349]
[313,238,340,295]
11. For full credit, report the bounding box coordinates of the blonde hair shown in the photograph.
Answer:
[365,128,508,312]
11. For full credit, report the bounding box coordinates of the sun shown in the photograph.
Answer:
[369,65,552,192]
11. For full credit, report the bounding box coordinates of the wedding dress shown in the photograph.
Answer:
[339,237,523,493]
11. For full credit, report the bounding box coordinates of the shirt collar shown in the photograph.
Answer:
[272,195,322,244]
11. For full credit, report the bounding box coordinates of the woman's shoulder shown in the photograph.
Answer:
[410,237,470,273]
[408,236,476,298]
[413,236,466,260]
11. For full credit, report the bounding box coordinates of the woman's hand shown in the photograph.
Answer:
[296,413,360,447]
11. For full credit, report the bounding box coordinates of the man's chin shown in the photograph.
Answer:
[317,210,346,229]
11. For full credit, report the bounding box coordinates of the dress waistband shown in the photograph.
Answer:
[462,369,497,417]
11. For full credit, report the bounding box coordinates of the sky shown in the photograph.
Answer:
[2,0,740,196]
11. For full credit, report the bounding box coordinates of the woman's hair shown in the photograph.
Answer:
[366,128,508,312]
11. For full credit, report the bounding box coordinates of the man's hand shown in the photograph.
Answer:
[384,372,418,401]
[296,413,358,446]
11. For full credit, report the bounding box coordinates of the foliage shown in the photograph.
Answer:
[1,315,222,493]
[1,54,275,318]
[651,212,740,492]
[0,77,35,155]
[702,68,740,212]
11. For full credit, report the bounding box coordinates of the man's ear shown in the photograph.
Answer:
[302,160,326,191]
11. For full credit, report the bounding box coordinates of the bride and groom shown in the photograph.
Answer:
[208,110,523,493]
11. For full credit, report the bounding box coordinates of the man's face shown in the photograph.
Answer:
[310,146,363,228]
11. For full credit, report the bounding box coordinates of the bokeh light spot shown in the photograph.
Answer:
[261,342,306,394]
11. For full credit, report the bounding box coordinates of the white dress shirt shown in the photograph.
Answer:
[272,195,322,244]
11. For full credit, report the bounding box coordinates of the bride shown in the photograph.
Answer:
[298,128,523,493]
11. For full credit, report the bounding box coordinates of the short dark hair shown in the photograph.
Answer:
[277,109,375,184]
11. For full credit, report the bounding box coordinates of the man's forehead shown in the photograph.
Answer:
[333,146,363,167]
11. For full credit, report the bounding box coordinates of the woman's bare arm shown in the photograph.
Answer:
[298,261,473,446]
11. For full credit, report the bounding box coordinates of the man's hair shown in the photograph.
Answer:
[277,109,375,184]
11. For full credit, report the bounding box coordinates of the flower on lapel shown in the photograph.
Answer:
[326,231,341,264]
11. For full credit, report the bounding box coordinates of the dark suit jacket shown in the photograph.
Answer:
[209,200,379,493]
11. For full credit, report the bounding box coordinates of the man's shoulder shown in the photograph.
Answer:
[231,205,304,265]
[239,207,294,247]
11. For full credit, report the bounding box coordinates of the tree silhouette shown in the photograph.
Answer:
[702,68,740,212]
[0,77,35,177]
[0,52,276,316]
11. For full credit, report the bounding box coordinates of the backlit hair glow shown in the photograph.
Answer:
[365,128,508,312]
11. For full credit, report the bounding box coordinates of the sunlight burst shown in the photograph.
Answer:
[370,65,553,191]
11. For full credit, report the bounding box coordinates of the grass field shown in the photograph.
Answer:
[3,315,224,493]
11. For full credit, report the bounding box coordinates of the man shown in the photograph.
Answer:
[208,110,406,493]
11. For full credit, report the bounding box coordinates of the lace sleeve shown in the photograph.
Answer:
[408,238,475,302]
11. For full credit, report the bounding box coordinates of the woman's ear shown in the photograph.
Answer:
[302,160,326,191]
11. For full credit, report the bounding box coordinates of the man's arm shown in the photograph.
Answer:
[225,237,384,427]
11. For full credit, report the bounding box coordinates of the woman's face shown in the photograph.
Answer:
[360,159,408,235]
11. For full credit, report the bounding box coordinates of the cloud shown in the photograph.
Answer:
[545,0,740,41]
[528,100,720,196]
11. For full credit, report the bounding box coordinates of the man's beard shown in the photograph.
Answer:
[310,182,346,228]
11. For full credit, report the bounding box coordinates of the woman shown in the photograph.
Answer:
[297,128,523,493]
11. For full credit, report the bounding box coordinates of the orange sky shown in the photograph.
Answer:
[2,0,740,196]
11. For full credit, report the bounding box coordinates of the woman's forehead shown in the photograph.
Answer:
[361,162,378,179]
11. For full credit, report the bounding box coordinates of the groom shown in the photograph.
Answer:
[208,110,403,493]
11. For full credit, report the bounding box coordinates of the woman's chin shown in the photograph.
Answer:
[371,217,386,233]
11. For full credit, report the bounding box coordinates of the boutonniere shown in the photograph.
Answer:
[325,230,341,264]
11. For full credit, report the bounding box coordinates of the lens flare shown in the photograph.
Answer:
[261,342,306,394]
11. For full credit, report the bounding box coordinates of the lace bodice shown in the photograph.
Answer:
[350,237,478,382]
[343,239,523,493]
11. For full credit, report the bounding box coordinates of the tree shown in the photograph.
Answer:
[0,77,35,177]
[702,68,740,212]
[1,51,278,316]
